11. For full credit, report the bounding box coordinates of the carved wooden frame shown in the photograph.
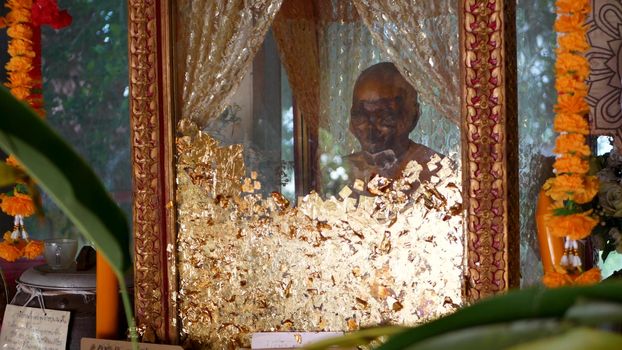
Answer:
[128,0,518,343]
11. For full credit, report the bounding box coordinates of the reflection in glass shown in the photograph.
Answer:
[315,14,459,197]
[174,1,464,347]
[517,0,556,286]
[25,0,131,244]
[280,68,296,202]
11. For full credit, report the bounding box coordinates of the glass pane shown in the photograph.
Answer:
[174,2,464,347]
[25,0,131,244]
[280,67,296,202]
[317,20,460,197]
[517,0,556,286]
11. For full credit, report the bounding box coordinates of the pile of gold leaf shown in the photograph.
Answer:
[175,126,465,349]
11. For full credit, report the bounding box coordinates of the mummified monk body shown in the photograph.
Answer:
[346,62,443,182]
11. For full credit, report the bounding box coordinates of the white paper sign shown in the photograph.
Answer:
[251,332,344,349]
[81,338,184,350]
[0,304,70,350]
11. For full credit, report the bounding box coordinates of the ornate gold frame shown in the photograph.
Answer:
[127,0,518,343]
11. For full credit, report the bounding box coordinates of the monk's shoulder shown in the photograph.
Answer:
[404,143,445,164]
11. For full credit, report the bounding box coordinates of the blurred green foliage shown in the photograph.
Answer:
[19,0,131,241]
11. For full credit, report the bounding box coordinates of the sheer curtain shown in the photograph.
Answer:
[272,0,321,133]
[177,0,459,131]
[274,0,460,138]
[352,0,460,124]
[272,0,460,194]
[177,0,284,127]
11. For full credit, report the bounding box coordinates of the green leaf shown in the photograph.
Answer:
[508,328,622,350]
[552,207,576,216]
[0,86,130,272]
[564,300,622,325]
[0,86,135,342]
[0,162,22,187]
[376,281,622,350]
[403,320,565,350]
[304,326,406,350]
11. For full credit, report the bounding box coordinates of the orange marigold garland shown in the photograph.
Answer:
[0,1,71,262]
[0,192,35,217]
[542,0,601,287]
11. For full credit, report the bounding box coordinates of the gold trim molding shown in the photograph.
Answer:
[461,0,519,300]
[128,0,178,343]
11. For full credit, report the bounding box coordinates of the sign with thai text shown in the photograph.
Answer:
[81,338,183,350]
[0,304,70,350]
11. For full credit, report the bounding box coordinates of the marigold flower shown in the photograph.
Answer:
[8,40,35,58]
[7,71,33,89]
[554,14,587,33]
[0,192,35,217]
[7,23,33,40]
[553,113,589,134]
[10,86,30,100]
[555,53,590,80]
[573,175,598,204]
[558,31,589,53]
[574,267,601,285]
[22,240,43,259]
[0,17,6,29]
[555,75,588,96]
[554,155,589,174]
[543,174,597,204]
[543,270,573,288]
[2,232,13,243]
[11,238,26,251]
[5,8,31,24]
[543,174,583,201]
[543,267,600,288]
[556,0,590,15]
[545,210,598,240]
[556,94,589,114]
[7,0,33,10]
[554,134,590,156]
[0,242,22,262]
[5,56,32,73]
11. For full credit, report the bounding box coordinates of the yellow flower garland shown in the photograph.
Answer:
[542,0,601,287]
[0,0,44,261]
[3,0,40,112]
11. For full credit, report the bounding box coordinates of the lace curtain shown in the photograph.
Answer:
[177,0,458,130]
[352,0,460,124]
[271,0,459,194]
[271,0,321,133]
[177,0,284,127]
[272,0,460,146]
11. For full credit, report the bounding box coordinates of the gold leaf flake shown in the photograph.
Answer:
[175,127,465,348]
[338,185,353,199]
[353,179,365,192]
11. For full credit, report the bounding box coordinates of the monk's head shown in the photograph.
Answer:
[350,62,419,155]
